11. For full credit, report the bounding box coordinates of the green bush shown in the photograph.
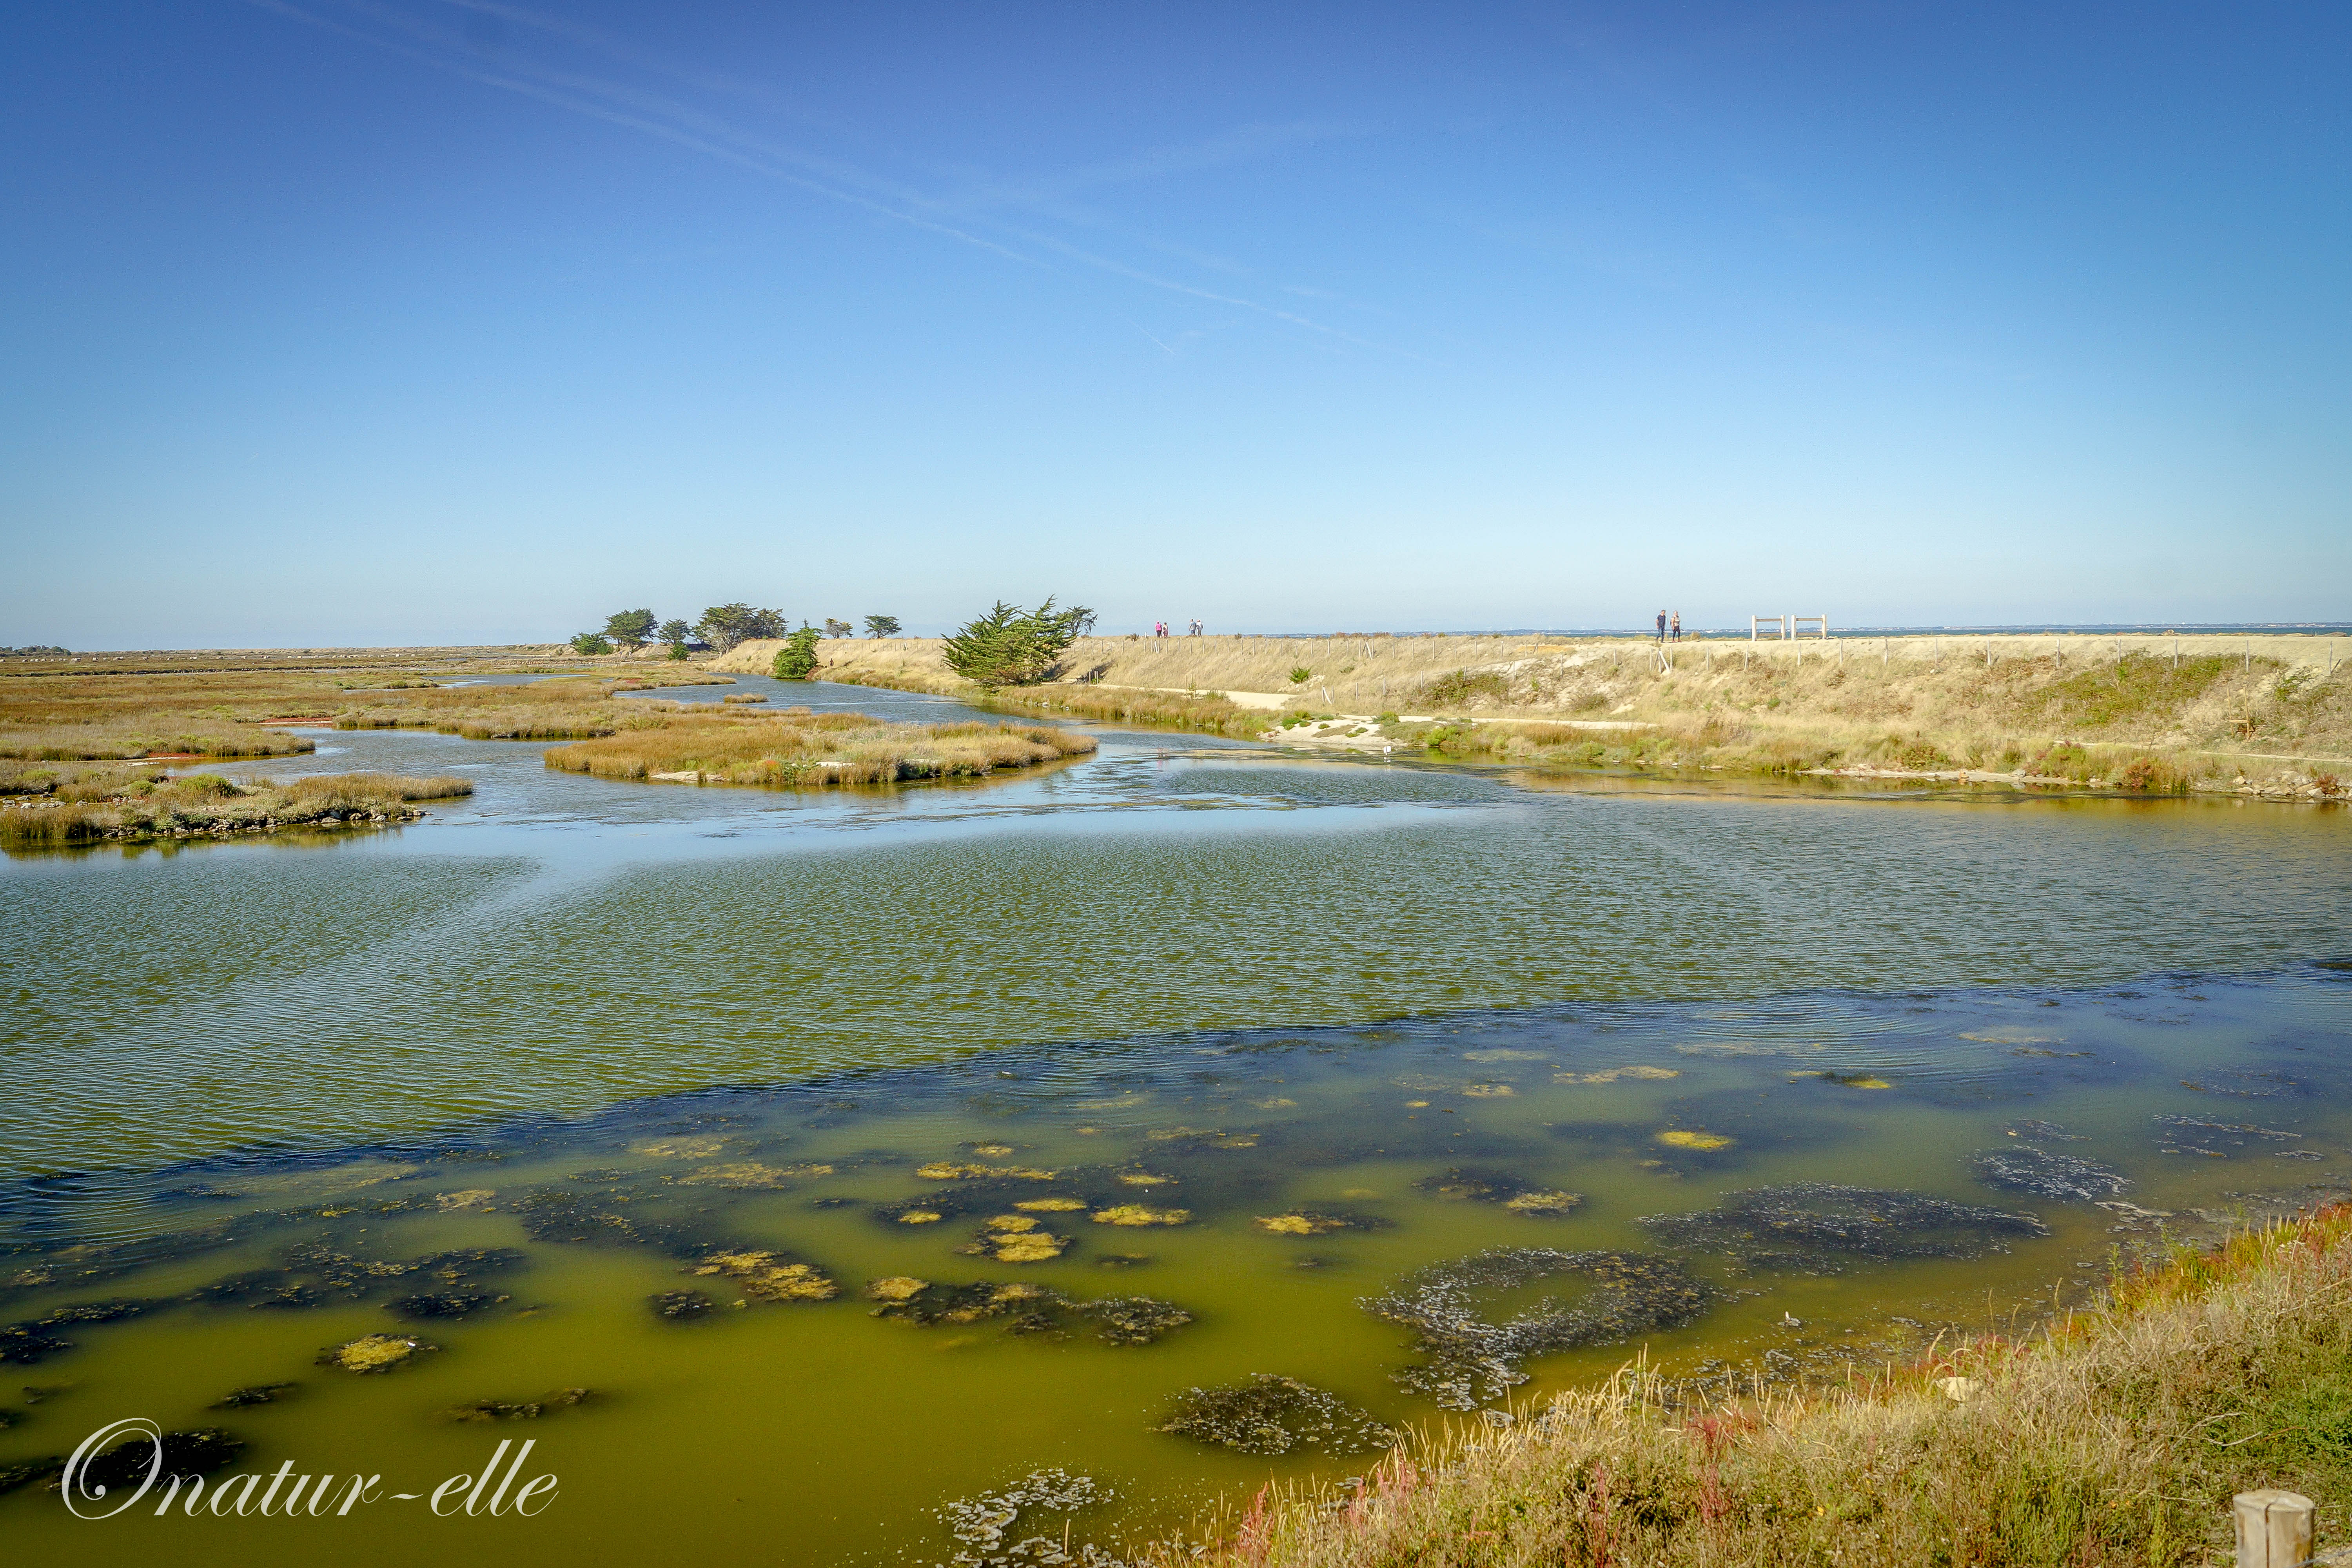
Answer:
[2036,743,2094,779]
[569,632,613,656]
[1420,669,1510,707]
[771,626,821,681]
[940,599,1095,687]
[1289,667,1312,684]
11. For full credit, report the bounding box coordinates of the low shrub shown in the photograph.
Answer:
[2116,755,2193,793]
[1419,669,1512,708]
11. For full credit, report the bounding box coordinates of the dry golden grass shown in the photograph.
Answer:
[543,709,1096,786]
[0,769,472,849]
[712,633,2352,783]
[1155,1207,2352,1568]
[0,648,710,758]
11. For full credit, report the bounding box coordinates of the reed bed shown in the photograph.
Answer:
[329,676,713,739]
[1156,1207,2352,1568]
[973,684,1274,737]
[0,770,470,849]
[543,710,1096,786]
[0,653,715,758]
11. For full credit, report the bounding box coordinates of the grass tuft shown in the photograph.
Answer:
[1149,1206,2352,1568]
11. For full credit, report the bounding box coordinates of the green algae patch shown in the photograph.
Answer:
[870,1279,1192,1345]
[676,1161,833,1188]
[691,1250,838,1302]
[961,1216,1074,1263]
[1091,1204,1190,1227]
[1253,1212,1385,1236]
[321,1332,434,1373]
[1418,1167,1584,1217]
[916,1161,1059,1181]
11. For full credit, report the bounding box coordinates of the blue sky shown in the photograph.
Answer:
[2,2,2346,646]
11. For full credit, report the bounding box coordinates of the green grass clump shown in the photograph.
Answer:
[1420,669,1512,707]
[2024,652,2238,732]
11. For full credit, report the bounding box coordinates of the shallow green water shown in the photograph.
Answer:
[1,684,2347,1563]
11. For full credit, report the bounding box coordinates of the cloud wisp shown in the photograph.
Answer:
[247,0,1411,355]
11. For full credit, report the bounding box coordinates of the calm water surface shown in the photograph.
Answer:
[2,679,2347,1564]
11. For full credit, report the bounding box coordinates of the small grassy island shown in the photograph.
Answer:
[0,649,1096,848]
[544,707,1096,786]
[0,766,472,848]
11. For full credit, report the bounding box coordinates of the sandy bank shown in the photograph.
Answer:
[704,630,2352,784]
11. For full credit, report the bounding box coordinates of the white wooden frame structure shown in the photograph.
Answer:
[1750,614,1831,641]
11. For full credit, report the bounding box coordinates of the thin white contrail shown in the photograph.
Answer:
[245,0,1417,355]
[1121,316,1178,356]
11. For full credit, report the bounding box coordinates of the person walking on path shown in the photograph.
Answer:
[1655,611,1668,644]
[1670,612,1682,642]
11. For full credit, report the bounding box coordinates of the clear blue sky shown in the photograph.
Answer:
[3,2,2346,646]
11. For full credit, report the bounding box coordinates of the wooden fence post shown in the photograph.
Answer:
[2232,1490,2314,1568]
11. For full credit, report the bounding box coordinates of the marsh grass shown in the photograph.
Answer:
[977,685,1276,737]
[1157,1207,2352,1568]
[330,676,706,739]
[543,711,1095,786]
[0,651,712,758]
[0,770,471,849]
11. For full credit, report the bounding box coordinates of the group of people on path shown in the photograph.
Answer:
[1152,620,1204,638]
[1655,611,1682,643]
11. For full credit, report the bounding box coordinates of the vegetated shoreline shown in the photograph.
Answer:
[0,649,720,762]
[0,768,473,848]
[705,632,2352,804]
[1136,1205,2352,1568]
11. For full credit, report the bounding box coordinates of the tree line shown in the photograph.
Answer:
[566,597,1096,691]
[570,607,901,657]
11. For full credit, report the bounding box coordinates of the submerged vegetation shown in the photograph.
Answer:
[1633,1185,2049,1272]
[1159,1375,1400,1457]
[543,709,1096,787]
[1364,1249,1714,1410]
[1160,1206,2352,1568]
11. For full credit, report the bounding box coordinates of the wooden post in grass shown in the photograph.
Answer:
[2232,1490,2314,1568]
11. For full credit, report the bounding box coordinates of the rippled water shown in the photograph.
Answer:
[1,681,2347,1563]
